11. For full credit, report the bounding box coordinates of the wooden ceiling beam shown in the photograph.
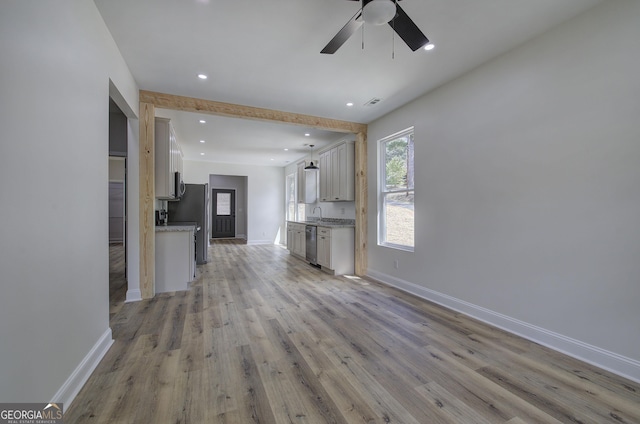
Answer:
[139,90,367,135]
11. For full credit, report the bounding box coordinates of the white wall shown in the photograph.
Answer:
[184,160,284,244]
[366,0,640,381]
[308,201,356,220]
[0,0,139,403]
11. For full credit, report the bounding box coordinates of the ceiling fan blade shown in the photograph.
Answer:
[321,10,363,54]
[388,4,429,51]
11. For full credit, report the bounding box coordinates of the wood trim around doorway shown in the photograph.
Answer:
[139,101,156,299]
[139,92,368,299]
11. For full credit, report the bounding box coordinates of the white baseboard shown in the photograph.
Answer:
[366,270,640,384]
[125,288,142,303]
[51,328,114,406]
[247,239,273,245]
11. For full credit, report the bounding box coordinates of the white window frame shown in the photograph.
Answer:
[378,127,415,252]
[285,173,296,223]
[285,172,305,224]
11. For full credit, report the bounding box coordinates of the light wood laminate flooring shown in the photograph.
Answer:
[66,243,640,423]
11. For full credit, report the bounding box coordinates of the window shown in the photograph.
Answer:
[286,173,296,222]
[297,203,306,222]
[379,127,414,250]
[285,173,305,223]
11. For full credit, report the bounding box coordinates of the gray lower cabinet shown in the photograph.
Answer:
[317,226,354,275]
[287,222,354,275]
[155,227,195,293]
[287,222,306,258]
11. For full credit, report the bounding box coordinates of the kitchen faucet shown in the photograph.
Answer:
[312,206,322,220]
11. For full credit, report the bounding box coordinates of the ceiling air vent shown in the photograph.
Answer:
[364,97,382,107]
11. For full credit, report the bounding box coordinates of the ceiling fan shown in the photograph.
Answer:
[321,0,430,54]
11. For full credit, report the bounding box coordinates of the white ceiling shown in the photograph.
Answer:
[96,0,602,166]
[155,108,348,166]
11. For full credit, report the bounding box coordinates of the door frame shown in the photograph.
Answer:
[108,180,126,243]
[138,90,367,299]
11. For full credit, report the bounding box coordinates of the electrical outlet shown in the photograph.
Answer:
[394,260,399,269]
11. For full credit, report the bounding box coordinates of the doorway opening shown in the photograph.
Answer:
[108,97,128,318]
[210,174,247,241]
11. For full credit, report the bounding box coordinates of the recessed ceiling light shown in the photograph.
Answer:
[270,158,275,161]
[197,74,208,80]
[200,152,205,155]
[424,43,435,51]
[346,102,354,107]
[284,148,289,151]
[304,133,310,137]
[200,140,205,143]
[199,119,206,123]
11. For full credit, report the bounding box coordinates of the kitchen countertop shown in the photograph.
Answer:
[156,222,199,232]
[288,219,355,228]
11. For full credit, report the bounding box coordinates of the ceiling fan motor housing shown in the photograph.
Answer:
[362,0,397,25]
[321,0,427,54]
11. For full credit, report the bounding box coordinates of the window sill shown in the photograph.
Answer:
[378,242,414,253]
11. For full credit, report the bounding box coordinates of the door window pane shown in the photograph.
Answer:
[216,193,231,215]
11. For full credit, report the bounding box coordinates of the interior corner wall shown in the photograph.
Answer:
[366,0,640,379]
[109,158,126,181]
[124,117,141,302]
[109,104,127,156]
[0,0,138,403]
[184,160,285,244]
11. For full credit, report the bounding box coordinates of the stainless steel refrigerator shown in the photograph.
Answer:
[168,183,209,264]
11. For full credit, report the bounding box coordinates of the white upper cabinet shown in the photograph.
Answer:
[155,117,183,200]
[318,150,330,201]
[319,141,354,202]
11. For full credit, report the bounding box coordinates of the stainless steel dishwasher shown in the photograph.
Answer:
[305,225,317,265]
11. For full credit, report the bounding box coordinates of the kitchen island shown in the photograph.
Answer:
[155,223,197,293]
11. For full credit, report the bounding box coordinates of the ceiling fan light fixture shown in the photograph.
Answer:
[362,0,396,26]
